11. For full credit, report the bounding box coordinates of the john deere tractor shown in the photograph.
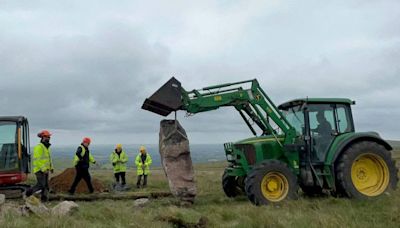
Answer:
[142,77,398,205]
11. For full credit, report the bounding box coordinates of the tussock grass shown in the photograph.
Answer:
[1,159,399,227]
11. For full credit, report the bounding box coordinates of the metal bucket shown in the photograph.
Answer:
[141,77,183,116]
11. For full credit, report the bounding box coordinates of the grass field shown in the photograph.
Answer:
[1,151,400,228]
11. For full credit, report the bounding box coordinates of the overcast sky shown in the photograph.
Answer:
[0,0,399,145]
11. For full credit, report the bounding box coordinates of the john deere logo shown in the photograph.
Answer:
[255,94,261,100]
[214,96,222,101]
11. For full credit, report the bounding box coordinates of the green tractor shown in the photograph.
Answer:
[142,77,398,205]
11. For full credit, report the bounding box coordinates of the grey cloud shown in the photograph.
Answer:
[0,0,399,144]
[0,23,170,135]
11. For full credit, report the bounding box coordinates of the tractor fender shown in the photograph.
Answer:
[331,132,393,163]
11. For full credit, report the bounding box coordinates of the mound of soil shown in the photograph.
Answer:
[49,168,107,193]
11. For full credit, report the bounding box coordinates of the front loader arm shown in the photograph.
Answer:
[181,82,270,135]
[142,77,296,143]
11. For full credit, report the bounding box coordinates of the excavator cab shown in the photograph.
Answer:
[0,116,31,196]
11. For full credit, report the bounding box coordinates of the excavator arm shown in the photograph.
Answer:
[142,77,296,144]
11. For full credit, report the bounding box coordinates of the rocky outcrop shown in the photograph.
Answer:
[51,201,79,216]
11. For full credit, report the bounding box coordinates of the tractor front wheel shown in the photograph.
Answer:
[222,170,244,197]
[245,160,298,205]
[336,141,398,198]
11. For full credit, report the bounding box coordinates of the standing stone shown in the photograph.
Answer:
[159,120,196,203]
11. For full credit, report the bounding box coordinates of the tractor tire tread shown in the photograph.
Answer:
[222,170,243,198]
[335,141,398,199]
[244,160,299,205]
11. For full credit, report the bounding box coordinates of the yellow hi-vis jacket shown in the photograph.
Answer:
[73,145,96,166]
[33,143,53,173]
[110,150,128,173]
[135,153,152,175]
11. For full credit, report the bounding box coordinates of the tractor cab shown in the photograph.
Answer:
[279,98,355,163]
[0,116,31,194]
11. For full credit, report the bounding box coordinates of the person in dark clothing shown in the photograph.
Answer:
[315,111,332,135]
[68,137,96,195]
[25,130,53,202]
[313,111,333,161]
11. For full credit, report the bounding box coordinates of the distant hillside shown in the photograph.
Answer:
[41,141,400,170]
[388,140,400,149]
[47,144,227,170]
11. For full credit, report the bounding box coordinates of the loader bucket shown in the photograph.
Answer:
[141,77,183,116]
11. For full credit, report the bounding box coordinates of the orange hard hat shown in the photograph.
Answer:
[37,130,52,138]
[82,137,91,144]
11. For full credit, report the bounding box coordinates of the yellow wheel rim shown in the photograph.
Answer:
[351,153,390,196]
[261,172,289,202]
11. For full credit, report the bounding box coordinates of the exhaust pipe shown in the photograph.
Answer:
[141,77,184,116]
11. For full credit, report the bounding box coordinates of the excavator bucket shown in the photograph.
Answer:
[142,77,183,116]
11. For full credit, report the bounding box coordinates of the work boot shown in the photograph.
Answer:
[24,188,33,197]
[41,196,49,202]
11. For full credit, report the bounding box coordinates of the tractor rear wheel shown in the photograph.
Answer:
[222,170,244,197]
[245,160,298,205]
[336,141,398,198]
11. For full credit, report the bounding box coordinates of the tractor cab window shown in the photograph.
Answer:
[309,105,335,135]
[308,104,335,162]
[336,104,353,133]
[281,105,304,136]
[0,122,18,171]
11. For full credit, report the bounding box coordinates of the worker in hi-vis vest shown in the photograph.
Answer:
[25,130,53,202]
[68,137,96,195]
[135,145,152,188]
[110,144,128,186]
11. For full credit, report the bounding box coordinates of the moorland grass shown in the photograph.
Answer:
[1,156,399,228]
